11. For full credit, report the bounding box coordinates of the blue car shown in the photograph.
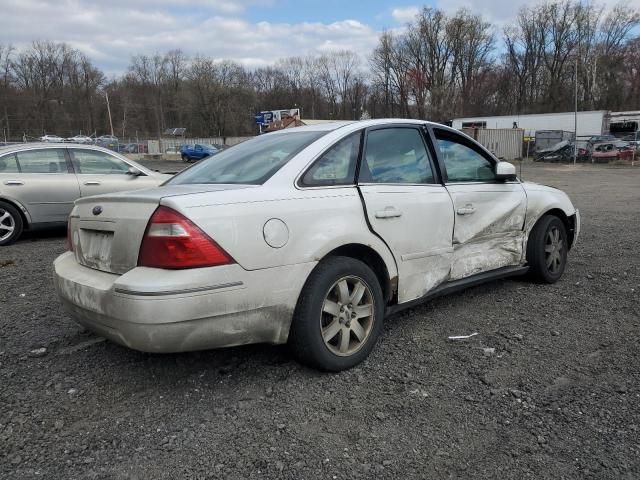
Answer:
[180,144,219,162]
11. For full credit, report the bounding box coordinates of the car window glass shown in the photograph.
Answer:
[15,149,67,174]
[168,131,325,185]
[72,149,130,174]
[435,131,496,182]
[301,132,360,186]
[362,128,434,184]
[0,153,19,173]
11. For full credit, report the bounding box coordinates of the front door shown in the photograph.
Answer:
[0,148,80,224]
[431,127,527,281]
[358,125,454,303]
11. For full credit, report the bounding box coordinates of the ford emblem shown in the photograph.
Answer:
[92,206,103,216]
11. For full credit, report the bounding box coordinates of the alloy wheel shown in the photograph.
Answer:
[544,225,564,274]
[320,275,375,357]
[0,208,15,242]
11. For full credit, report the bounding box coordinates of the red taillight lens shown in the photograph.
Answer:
[138,206,234,269]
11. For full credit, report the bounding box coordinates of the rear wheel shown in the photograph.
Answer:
[289,256,384,371]
[527,215,568,283]
[0,201,23,246]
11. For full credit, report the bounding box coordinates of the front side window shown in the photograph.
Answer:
[15,149,68,173]
[0,153,20,173]
[435,130,496,182]
[301,132,361,186]
[360,128,434,184]
[71,149,130,174]
[169,131,325,185]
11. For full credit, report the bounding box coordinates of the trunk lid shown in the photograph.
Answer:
[70,185,252,274]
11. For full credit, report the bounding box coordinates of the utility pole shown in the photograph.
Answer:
[3,105,9,142]
[573,58,578,165]
[105,91,114,137]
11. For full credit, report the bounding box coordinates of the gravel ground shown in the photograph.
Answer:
[1,162,639,479]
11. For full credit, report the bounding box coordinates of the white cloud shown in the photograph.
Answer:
[391,6,420,23]
[2,0,638,75]
[436,0,640,23]
[0,0,379,74]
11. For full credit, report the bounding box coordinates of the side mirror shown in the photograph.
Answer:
[127,166,142,176]
[495,161,517,181]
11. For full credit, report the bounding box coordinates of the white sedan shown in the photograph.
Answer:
[67,135,93,144]
[40,134,65,142]
[54,119,580,371]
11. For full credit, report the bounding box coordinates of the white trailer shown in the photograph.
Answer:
[452,111,609,138]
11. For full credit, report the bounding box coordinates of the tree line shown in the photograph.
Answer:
[0,0,639,141]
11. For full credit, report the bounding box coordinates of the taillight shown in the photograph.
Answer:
[138,206,233,269]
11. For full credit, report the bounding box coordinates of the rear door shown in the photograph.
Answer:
[0,148,80,224]
[358,125,454,303]
[69,148,158,197]
[431,127,527,280]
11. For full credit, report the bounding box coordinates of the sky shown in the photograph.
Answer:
[0,0,638,75]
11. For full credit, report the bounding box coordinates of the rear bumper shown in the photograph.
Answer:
[53,252,315,353]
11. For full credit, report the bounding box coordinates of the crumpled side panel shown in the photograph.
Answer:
[450,232,525,281]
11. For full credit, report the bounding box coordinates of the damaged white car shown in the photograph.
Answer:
[53,119,580,371]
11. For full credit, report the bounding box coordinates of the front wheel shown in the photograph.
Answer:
[526,215,568,283]
[181,154,189,163]
[289,256,384,371]
[0,201,23,246]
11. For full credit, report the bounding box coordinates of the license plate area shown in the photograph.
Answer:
[79,229,114,270]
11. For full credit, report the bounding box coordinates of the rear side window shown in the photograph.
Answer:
[71,149,130,174]
[15,149,68,173]
[301,132,361,186]
[360,128,435,184]
[0,153,19,173]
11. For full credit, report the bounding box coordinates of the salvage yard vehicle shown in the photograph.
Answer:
[54,119,580,371]
[40,134,65,143]
[0,143,170,245]
[66,135,93,144]
[591,142,635,162]
[535,140,588,162]
[180,144,220,162]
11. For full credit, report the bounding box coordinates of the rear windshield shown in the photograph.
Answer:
[168,131,325,185]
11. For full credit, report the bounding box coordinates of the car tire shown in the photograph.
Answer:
[289,256,384,372]
[181,155,189,163]
[0,201,24,246]
[526,215,568,284]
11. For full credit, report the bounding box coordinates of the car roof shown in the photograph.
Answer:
[268,118,446,135]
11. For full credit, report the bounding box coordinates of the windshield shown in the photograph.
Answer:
[168,131,325,185]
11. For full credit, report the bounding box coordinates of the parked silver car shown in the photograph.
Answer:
[0,143,170,245]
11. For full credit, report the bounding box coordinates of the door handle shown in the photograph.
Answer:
[375,207,403,219]
[4,180,24,186]
[84,181,101,186]
[456,204,476,215]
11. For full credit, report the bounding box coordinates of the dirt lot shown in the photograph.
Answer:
[1,162,639,479]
